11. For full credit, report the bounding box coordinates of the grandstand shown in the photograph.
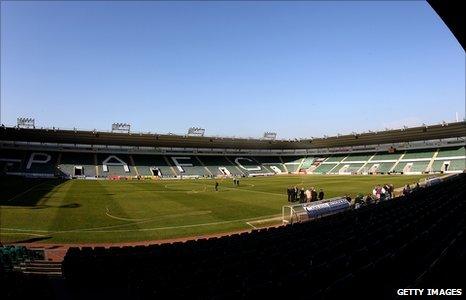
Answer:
[1,122,465,178]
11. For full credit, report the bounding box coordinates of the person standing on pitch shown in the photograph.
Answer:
[287,187,292,202]
[311,187,318,202]
[305,189,311,203]
[318,189,324,201]
[293,186,299,202]
[215,181,219,191]
[299,188,305,203]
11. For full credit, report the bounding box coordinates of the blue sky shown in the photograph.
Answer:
[1,1,464,139]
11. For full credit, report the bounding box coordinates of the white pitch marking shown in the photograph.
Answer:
[105,207,212,222]
[105,207,151,222]
[0,232,47,237]
[246,222,258,229]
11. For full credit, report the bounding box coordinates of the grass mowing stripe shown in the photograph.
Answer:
[0,213,281,234]
[0,175,429,243]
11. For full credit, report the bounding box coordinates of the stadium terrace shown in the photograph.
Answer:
[1,121,465,178]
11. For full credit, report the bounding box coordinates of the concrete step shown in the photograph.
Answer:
[23,270,62,277]
[26,266,62,272]
[27,261,62,268]
[24,260,62,274]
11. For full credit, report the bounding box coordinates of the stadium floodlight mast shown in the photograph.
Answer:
[17,117,35,129]
[111,123,131,133]
[263,132,277,140]
[187,127,205,137]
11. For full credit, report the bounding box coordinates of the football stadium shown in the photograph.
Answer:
[1,1,465,299]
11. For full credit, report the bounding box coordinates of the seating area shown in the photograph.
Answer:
[198,155,238,176]
[403,149,436,159]
[338,163,364,173]
[61,174,466,299]
[432,159,466,173]
[313,163,338,174]
[96,154,137,177]
[58,152,96,177]
[131,154,175,177]
[0,150,58,177]
[226,156,272,176]
[325,154,347,163]
[436,146,466,158]
[393,161,430,173]
[1,147,464,178]
[0,246,44,273]
[370,152,402,161]
[253,156,287,173]
[281,156,303,173]
[299,157,315,169]
[167,156,210,177]
[364,162,395,174]
[344,153,373,162]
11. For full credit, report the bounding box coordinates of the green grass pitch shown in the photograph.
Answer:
[0,175,428,244]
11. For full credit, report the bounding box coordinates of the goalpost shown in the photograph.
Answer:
[282,203,309,225]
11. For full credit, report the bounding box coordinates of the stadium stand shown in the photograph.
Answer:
[436,146,466,157]
[0,149,24,174]
[280,156,303,173]
[132,154,175,177]
[227,156,271,176]
[343,153,373,162]
[60,174,465,299]
[167,156,210,177]
[299,156,315,169]
[58,152,97,178]
[253,156,287,174]
[313,163,339,174]
[0,122,464,178]
[364,162,396,174]
[23,151,58,176]
[1,148,463,177]
[393,161,430,174]
[370,151,403,161]
[0,246,45,273]
[198,155,237,176]
[432,159,466,173]
[0,150,58,177]
[403,149,436,159]
[337,163,365,174]
[96,154,136,177]
[325,154,347,163]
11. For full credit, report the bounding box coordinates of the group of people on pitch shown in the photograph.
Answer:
[352,183,394,209]
[286,186,324,203]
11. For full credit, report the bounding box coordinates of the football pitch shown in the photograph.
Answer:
[0,175,428,244]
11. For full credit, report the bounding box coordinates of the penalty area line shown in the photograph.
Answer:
[245,222,258,229]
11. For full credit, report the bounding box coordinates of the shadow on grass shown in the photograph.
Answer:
[11,236,52,244]
[30,203,81,209]
[0,175,68,207]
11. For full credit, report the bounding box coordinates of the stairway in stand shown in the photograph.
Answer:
[22,260,63,278]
